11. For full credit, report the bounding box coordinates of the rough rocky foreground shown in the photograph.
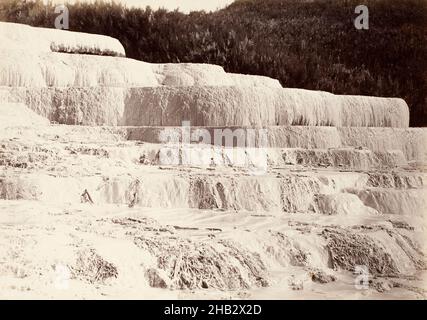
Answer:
[0,22,426,299]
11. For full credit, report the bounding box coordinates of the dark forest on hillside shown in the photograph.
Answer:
[1,0,426,126]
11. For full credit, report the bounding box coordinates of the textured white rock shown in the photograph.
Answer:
[0,52,282,88]
[0,114,425,297]
[7,84,408,128]
[43,52,158,87]
[0,50,279,89]
[0,22,277,88]
[278,148,407,169]
[228,73,282,89]
[339,95,409,128]
[278,88,341,126]
[261,126,343,149]
[152,63,235,86]
[347,188,427,216]
[124,86,408,127]
[0,171,364,213]
[0,22,125,56]
[125,126,427,161]
[115,144,407,170]
[366,172,427,189]
[124,86,277,126]
[314,193,379,216]
[0,22,411,129]
[5,168,423,217]
[338,127,427,162]
[0,23,412,131]
[0,51,158,87]
[0,103,49,128]
[0,86,126,125]
[2,101,418,161]
[0,50,45,87]
[1,22,426,300]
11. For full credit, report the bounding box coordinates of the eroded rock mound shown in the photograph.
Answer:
[322,228,425,276]
[0,22,125,56]
[135,237,269,290]
[71,249,118,285]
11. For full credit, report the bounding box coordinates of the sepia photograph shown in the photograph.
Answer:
[0,0,426,306]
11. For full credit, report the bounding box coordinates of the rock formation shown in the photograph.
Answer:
[0,22,425,299]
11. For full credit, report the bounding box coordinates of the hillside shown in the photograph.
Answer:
[0,0,426,126]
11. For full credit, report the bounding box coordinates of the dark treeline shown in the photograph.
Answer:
[1,0,426,126]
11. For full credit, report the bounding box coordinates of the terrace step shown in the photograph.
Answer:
[1,169,425,215]
[0,86,409,127]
